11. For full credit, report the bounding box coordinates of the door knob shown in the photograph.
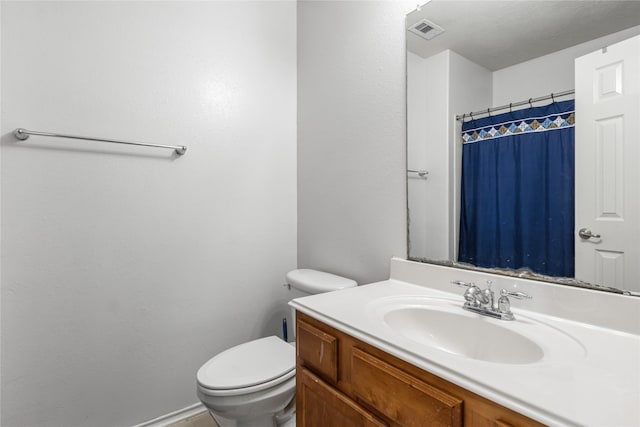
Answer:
[578,228,601,239]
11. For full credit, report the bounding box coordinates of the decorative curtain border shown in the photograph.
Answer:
[462,102,575,144]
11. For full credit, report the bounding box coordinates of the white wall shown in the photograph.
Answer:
[447,51,492,259]
[407,51,431,258]
[0,2,3,420]
[407,49,491,261]
[493,26,640,106]
[407,50,449,260]
[0,2,297,426]
[297,1,411,284]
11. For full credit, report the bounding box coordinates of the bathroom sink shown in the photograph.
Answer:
[383,306,543,363]
[367,296,585,365]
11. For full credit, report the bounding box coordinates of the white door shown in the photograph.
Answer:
[574,35,640,292]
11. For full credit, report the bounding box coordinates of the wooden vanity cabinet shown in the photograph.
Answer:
[296,311,545,427]
[299,367,387,427]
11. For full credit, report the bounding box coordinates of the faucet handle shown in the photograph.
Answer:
[451,280,474,288]
[500,289,532,300]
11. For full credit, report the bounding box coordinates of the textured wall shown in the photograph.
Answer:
[493,26,640,106]
[297,1,411,284]
[407,50,449,260]
[0,2,297,426]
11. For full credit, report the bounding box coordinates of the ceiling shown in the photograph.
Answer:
[406,0,640,71]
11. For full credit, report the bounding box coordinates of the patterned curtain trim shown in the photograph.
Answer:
[462,111,575,144]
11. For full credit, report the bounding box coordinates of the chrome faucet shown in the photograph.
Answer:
[451,280,532,321]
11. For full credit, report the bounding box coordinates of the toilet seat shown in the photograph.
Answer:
[197,336,295,397]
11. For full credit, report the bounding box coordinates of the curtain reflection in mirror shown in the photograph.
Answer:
[458,100,575,277]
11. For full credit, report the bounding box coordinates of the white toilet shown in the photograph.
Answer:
[196,269,357,427]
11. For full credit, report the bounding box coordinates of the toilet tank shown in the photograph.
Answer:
[286,269,357,296]
[286,269,357,341]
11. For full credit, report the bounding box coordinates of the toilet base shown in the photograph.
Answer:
[209,410,270,427]
[197,375,295,427]
[207,405,295,427]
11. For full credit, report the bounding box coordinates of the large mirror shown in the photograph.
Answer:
[406,1,640,294]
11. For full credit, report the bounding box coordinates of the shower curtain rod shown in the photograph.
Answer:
[13,128,187,156]
[455,89,575,122]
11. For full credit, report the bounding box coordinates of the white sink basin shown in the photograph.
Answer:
[384,307,543,363]
[368,296,586,365]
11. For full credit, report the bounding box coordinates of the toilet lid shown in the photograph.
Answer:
[197,336,295,390]
[286,269,357,293]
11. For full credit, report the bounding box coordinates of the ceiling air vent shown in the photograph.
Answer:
[409,19,444,40]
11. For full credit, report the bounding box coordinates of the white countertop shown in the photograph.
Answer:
[290,277,640,427]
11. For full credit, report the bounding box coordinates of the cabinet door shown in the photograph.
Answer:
[297,319,339,383]
[351,347,463,427]
[298,367,387,427]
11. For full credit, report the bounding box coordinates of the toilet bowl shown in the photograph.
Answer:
[196,269,357,427]
[197,337,296,427]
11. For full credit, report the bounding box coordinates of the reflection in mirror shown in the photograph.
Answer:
[406,1,640,294]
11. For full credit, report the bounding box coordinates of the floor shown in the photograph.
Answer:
[169,411,218,427]
[169,411,296,427]
[168,409,296,427]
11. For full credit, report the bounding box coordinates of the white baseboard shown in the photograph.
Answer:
[133,402,207,427]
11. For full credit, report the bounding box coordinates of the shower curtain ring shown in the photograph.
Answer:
[462,113,466,122]
[487,108,491,117]
[509,103,513,113]
[470,112,474,120]
[529,98,533,108]
[551,92,555,103]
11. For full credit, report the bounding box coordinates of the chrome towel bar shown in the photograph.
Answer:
[13,128,187,156]
[407,169,429,178]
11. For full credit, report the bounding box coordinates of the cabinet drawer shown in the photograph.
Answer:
[297,319,338,383]
[351,347,463,427]
[299,367,387,427]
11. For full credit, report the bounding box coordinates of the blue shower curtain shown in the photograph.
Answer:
[458,100,575,277]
